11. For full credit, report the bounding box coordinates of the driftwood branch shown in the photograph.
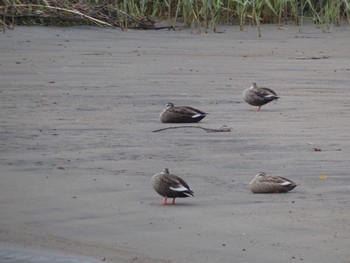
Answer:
[152,125,232,133]
[0,4,175,29]
[5,4,112,27]
[294,55,330,60]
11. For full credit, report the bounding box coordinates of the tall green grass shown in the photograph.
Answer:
[1,0,350,33]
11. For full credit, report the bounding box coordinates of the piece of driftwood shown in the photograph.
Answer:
[2,4,112,27]
[129,25,175,30]
[294,55,330,60]
[0,4,175,29]
[152,125,232,133]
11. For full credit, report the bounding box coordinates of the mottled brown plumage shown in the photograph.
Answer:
[160,102,207,123]
[151,168,194,204]
[243,83,279,111]
[249,172,297,193]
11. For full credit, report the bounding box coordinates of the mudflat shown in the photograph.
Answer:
[1,24,350,263]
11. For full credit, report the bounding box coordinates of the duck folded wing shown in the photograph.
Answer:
[164,175,194,196]
[182,106,207,115]
[262,176,289,183]
[170,106,206,117]
[169,185,194,197]
[256,87,279,99]
[275,176,294,183]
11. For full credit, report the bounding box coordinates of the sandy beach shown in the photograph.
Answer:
[1,24,350,262]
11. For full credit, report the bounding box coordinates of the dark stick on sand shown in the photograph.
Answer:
[152,125,232,133]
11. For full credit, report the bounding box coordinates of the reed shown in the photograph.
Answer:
[298,0,309,32]
[223,0,236,25]
[232,0,250,31]
[250,0,275,37]
[162,0,173,26]
[320,0,339,32]
[208,0,223,32]
[288,0,299,25]
[316,0,347,31]
[181,0,195,27]
[1,0,350,32]
[344,0,350,23]
[298,0,343,32]
[272,0,287,25]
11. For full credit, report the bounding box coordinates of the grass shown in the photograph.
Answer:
[1,0,350,34]
[250,0,276,37]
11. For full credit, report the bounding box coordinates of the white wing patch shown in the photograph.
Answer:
[264,95,277,99]
[192,114,202,118]
[170,186,189,192]
[281,181,292,186]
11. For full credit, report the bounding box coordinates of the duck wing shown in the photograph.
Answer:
[182,106,207,115]
[170,106,206,117]
[162,174,194,196]
[262,176,295,186]
[255,87,279,99]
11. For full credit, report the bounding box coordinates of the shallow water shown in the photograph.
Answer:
[0,246,99,263]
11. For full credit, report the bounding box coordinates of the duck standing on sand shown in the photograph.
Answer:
[243,83,279,111]
[160,102,207,123]
[249,172,297,193]
[151,168,194,205]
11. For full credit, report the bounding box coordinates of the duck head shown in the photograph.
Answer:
[250,82,258,89]
[255,172,266,178]
[165,102,174,109]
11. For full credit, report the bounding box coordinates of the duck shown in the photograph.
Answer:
[160,102,207,123]
[249,172,297,193]
[151,168,194,205]
[243,83,279,111]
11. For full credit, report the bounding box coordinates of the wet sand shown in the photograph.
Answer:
[1,24,350,263]
[0,244,100,263]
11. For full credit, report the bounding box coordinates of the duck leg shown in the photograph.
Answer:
[162,196,176,205]
[163,196,174,205]
[163,196,169,205]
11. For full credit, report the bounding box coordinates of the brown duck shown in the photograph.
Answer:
[243,83,279,111]
[249,172,297,193]
[160,102,207,123]
[151,168,194,205]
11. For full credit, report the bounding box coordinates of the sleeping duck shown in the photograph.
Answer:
[160,102,207,123]
[249,172,297,193]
